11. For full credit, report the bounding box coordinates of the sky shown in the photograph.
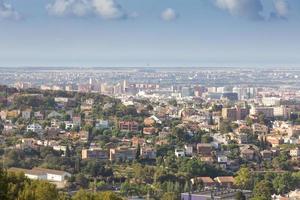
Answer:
[0,0,300,68]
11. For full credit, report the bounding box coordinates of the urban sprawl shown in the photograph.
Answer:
[0,67,299,200]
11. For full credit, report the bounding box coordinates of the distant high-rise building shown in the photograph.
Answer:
[181,87,192,97]
[122,80,128,93]
[222,106,249,121]
[250,106,274,118]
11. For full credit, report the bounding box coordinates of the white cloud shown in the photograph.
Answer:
[214,0,264,20]
[46,0,92,16]
[47,0,126,19]
[161,8,178,21]
[274,0,289,17]
[0,0,21,20]
[92,0,124,19]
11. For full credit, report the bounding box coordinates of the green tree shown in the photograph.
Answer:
[18,180,59,200]
[272,173,297,195]
[252,180,273,200]
[97,191,123,200]
[219,120,233,134]
[235,168,252,189]
[162,192,177,200]
[72,189,93,200]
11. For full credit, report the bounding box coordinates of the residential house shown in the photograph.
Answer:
[240,146,256,161]
[109,147,137,161]
[95,120,109,129]
[72,115,82,127]
[82,148,109,160]
[191,177,216,188]
[21,138,37,148]
[8,167,71,183]
[0,110,20,120]
[238,133,249,144]
[222,106,249,121]
[266,135,284,147]
[214,176,235,188]
[34,111,44,120]
[140,146,156,159]
[131,137,146,147]
[175,149,185,157]
[53,145,68,156]
[217,154,228,169]
[252,123,268,135]
[27,124,43,134]
[184,145,194,156]
[144,117,156,127]
[119,121,139,132]
[80,103,93,111]
[181,189,252,200]
[22,110,31,120]
[197,143,213,156]
[290,147,300,161]
[143,127,156,135]
[260,150,273,161]
[158,127,171,139]
[64,121,74,130]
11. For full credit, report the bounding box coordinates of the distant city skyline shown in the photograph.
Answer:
[1,0,300,67]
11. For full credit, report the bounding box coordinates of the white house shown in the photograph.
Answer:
[37,168,71,182]
[53,145,68,156]
[175,149,185,157]
[64,121,74,130]
[95,120,109,129]
[22,110,31,120]
[217,155,228,164]
[184,145,193,156]
[290,147,300,157]
[27,124,43,133]
[150,115,162,124]
[9,167,71,183]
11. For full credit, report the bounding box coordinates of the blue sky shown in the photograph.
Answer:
[0,0,300,67]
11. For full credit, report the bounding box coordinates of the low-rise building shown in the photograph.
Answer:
[8,167,71,183]
[34,111,44,120]
[82,148,109,160]
[214,176,235,188]
[143,127,156,135]
[197,143,212,156]
[119,121,139,132]
[252,123,268,135]
[27,123,43,134]
[175,149,185,157]
[266,135,284,147]
[184,145,193,156]
[140,146,156,159]
[109,147,137,161]
[290,147,300,160]
[222,106,249,121]
[250,106,274,118]
[260,150,273,161]
[22,110,31,120]
[240,146,255,160]
[191,176,216,188]
[95,120,109,129]
[181,189,252,200]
